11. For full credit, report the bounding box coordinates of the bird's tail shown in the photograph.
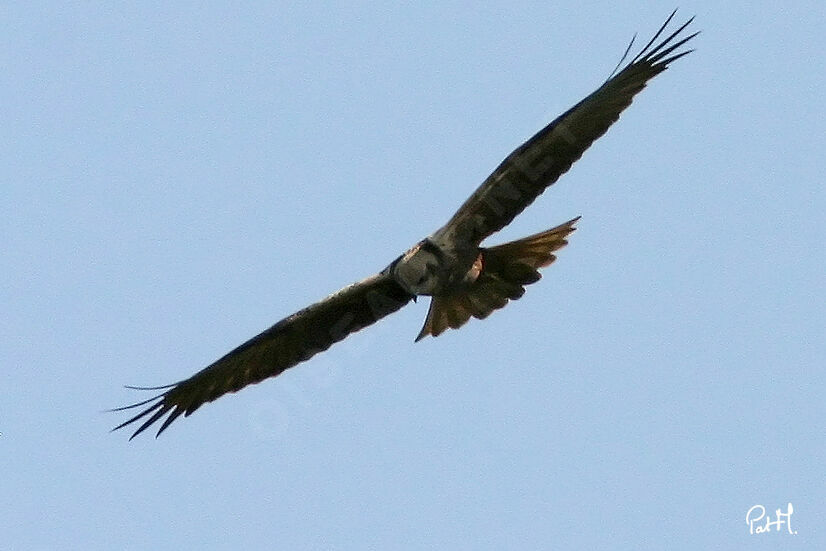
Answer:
[416,216,579,340]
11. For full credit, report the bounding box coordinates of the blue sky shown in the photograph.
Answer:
[3,2,824,549]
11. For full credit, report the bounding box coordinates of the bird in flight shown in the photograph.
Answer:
[114,12,697,439]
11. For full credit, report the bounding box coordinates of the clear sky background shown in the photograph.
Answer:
[3,2,824,549]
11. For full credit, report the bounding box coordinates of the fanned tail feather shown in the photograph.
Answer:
[417,216,579,340]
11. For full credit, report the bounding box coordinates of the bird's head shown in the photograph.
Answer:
[393,240,443,296]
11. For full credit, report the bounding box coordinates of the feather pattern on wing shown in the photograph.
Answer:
[435,11,697,246]
[113,272,413,439]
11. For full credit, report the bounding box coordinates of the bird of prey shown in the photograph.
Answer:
[114,12,697,439]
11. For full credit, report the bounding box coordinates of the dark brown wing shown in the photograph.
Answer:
[435,11,697,246]
[113,271,413,439]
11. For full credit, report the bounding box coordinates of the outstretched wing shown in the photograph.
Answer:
[435,11,698,246]
[113,271,413,439]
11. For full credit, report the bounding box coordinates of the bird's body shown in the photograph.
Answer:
[114,12,698,439]
[393,236,476,296]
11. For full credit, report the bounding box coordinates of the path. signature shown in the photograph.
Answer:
[746,503,796,535]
